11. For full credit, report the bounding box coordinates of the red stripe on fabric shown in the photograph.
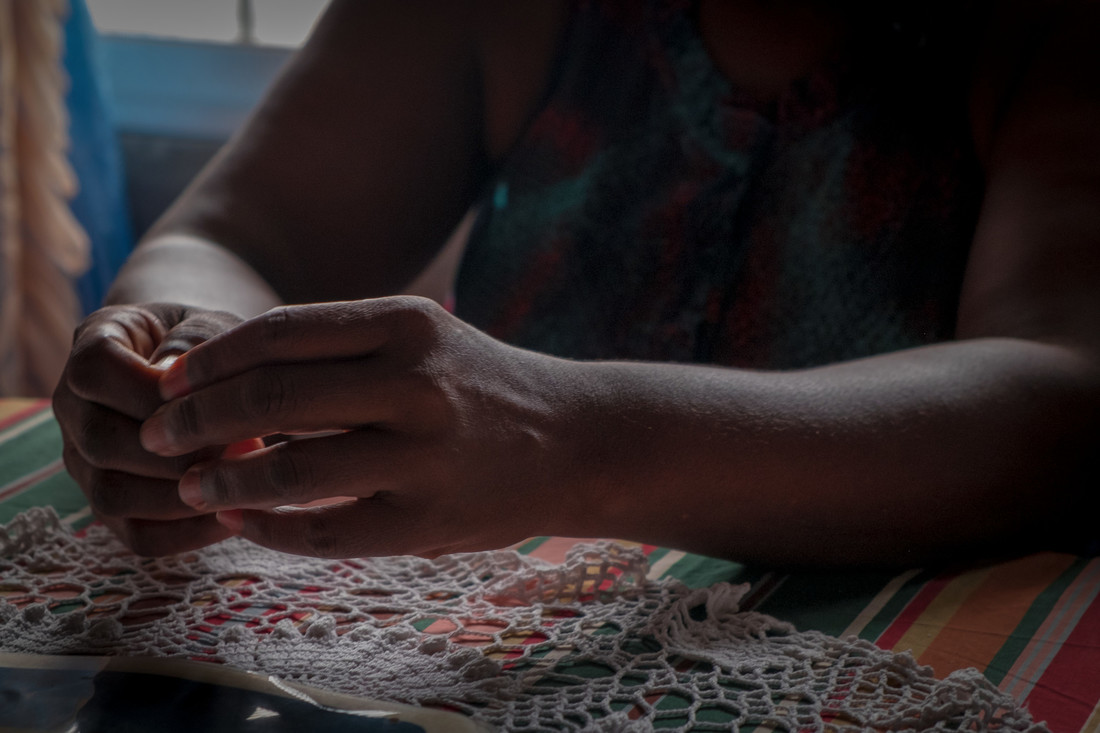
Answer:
[918,554,1076,679]
[875,573,957,652]
[739,572,786,612]
[0,399,50,432]
[1001,560,1100,704]
[0,459,64,502]
[1023,590,1100,733]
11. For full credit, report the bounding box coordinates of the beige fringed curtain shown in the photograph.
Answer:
[0,0,89,397]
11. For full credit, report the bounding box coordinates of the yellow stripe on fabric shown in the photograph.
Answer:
[1081,696,1100,733]
[0,458,64,500]
[917,553,1077,680]
[0,405,53,446]
[0,398,39,421]
[1000,558,1100,702]
[891,565,993,660]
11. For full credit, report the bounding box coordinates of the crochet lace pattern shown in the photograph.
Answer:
[1,507,1046,732]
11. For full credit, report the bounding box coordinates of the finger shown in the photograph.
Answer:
[140,360,427,456]
[159,296,443,399]
[217,499,436,559]
[177,430,405,512]
[63,443,210,521]
[109,514,234,557]
[63,306,243,420]
[57,398,215,479]
[148,308,244,364]
[62,331,164,420]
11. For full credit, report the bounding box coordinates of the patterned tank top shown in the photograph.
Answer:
[454,0,983,369]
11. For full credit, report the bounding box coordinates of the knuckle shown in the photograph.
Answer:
[383,296,442,339]
[61,442,83,474]
[170,309,239,344]
[70,308,116,348]
[78,418,117,468]
[62,443,94,490]
[86,470,126,517]
[393,295,438,321]
[299,512,341,558]
[170,394,204,442]
[259,306,294,349]
[263,445,314,502]
[204,466,234,508]
[70,314,95,345]
[159,310,242,375]
[241,370,292,421]
[389,294,437,313]
[53,391,82,440]
[52,370,74,412]
[64,340,108,398]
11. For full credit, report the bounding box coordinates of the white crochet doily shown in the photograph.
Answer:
[1,507,1046,732]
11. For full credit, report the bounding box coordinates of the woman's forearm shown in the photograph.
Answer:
[563,338,1098,567]
[106,234,282,318]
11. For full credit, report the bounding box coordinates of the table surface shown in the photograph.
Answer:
[3,397,1099,732]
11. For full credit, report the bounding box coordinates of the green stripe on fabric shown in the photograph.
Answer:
[0,469,85,525]
[984,556,1091,687]
[662,553,747,589]
[515,537,549,555]
[0,415,63,484]
[754,569,905,638]
[647,546,670,566]
[857,569,939,642]
[0,410,87,527]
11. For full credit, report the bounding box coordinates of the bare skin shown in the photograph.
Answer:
[55,0,1100,565]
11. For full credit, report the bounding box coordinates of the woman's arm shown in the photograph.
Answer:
[138,1,1099,566]
[117,0,566,312]
[569,340,1096,566]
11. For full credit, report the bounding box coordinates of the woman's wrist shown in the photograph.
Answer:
[530,358,674,542]
[107,235,281,317]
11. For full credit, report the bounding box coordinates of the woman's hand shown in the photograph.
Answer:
[139,296,584,559]
[52,303,253,555]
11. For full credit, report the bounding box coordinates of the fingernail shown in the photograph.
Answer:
[159,358,191,401]
[153,353,179,371]
[178,469,207,511]
[216,510,244,534]
[139,415,176,455]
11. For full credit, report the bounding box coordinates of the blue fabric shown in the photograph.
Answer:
[63,0,133,314]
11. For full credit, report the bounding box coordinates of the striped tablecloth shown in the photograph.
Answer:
[3,398,1099,732]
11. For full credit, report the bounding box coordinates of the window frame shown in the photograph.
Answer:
[99,34,290,140]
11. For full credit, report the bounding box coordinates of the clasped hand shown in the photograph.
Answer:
[131,296,577,558]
